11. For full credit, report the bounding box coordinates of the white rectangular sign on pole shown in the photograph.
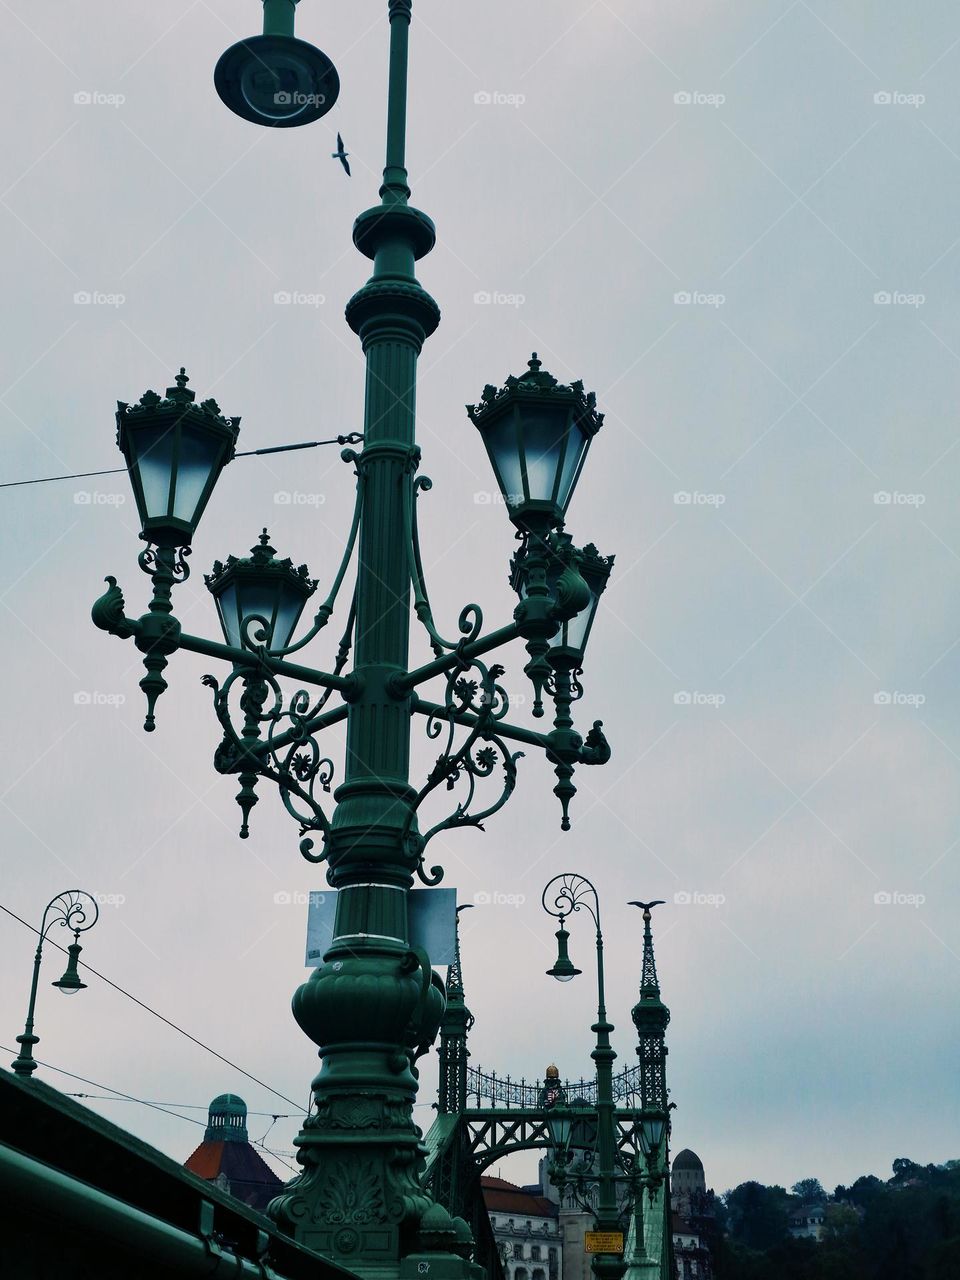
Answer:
[305,887,457,966]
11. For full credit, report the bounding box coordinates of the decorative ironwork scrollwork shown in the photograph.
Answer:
[41,890,100,939]
[138,544,191,583]
[407,472,486,658]
[405,658,524,879]
[202,670,334,849]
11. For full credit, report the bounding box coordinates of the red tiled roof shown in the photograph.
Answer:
[480,1175,557,1218]
[185,1141,226,1179]
[184,1140,283,1212]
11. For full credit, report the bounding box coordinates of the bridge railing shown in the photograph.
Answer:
[465,1064,644,1109]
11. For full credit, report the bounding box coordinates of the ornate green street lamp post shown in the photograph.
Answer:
[542,874,625,1280]
[92,2,617,1274]
[10,890,100,1078]
[542,883,671,1280]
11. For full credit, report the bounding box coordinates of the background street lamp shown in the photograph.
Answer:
[10,890,100,1078]
[542,883,672,1278]
[91,0,618,1271]
[542,873,626,1280]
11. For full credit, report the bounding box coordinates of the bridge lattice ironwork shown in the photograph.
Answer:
[465,1063,645,1109]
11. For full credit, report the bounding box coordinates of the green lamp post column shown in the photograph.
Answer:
[543,875,626,1280]
[266,5,470,1274]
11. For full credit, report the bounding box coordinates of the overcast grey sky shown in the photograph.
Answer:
[2,0,959,1198]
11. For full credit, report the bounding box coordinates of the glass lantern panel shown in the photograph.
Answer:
[272,590,306,650]
[216,582,241,649]
[554,421,589,512]
[133,425,175,519]
[547,1112,572,1151]
[173,428,219,525]
[236,583,281,647]
[560,586,597,656]
[519,407,567,505]
[484,412,524,509]
[641,1115,665,1153]
[570,1110,598,1151]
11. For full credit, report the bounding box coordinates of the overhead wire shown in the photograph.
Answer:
[0,1047,208,1129]
[46,1094,297,1117]
[0,1047,300,1172]
[0,901,304,1110]
[0,433,363,490]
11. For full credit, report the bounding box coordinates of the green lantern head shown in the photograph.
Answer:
[637,1108,667,1159]
[513,538,614,667]
[116,370,240,548]
[555,543,613,662]
[546,1101,573,1155]
[468,355,603,534]
[205,530,317,653]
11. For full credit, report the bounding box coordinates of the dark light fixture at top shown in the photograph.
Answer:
[214,0,340,128]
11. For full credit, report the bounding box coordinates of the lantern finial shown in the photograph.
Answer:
[166,368,195,401]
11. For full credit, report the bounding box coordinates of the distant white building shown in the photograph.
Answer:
[788,1204,826,1241]
[482,1175,562,1280]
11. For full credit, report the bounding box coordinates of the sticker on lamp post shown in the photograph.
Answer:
[305,887,457,966]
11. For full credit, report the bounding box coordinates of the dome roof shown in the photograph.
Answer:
[205,1094,248,1143]
[672,1149,703,1172]
[210,1093,246,1114]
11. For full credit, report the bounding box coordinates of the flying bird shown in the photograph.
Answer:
[332,132,351,176]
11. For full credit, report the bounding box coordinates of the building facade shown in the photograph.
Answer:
[788,1204,826,1241]
[482,1176,562,1280]
[670,1150,713,1279]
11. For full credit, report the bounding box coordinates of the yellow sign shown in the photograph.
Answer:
[584,1232,624,1254]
